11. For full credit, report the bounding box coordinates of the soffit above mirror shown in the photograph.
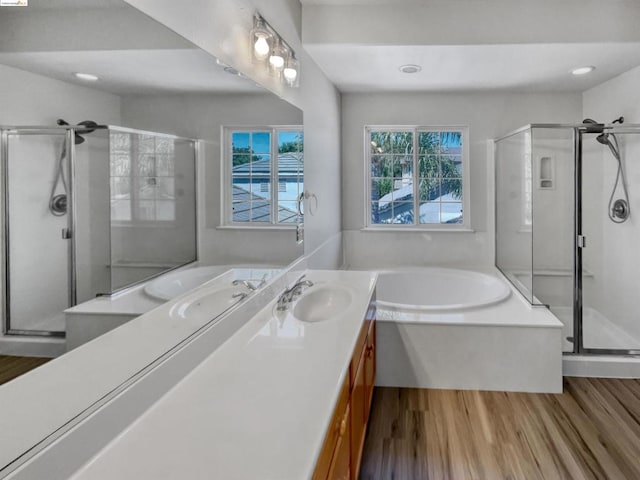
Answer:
[0,0,262,95]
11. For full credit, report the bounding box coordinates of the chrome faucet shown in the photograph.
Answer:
[276,274,314,311]
[232,273,268,291]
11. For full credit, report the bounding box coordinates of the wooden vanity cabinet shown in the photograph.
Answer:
[313,295,376,480]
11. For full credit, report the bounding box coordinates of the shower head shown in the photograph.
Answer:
[582,118,605,134]
[56,118,98,145]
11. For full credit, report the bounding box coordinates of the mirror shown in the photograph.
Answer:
[0,0,303,471]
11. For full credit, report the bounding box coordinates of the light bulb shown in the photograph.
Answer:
[283,66,297,81]
[254,35,270,58]
[269,53,284,69]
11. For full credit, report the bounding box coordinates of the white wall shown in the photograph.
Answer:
[342,92,582,268]
[120,93,304,266]
[582,65,640,341]
[0,65,121,337]
[123,0,343,267]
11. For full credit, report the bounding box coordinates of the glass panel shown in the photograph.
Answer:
[440,202,463,224]
[109,132,197,291]
[390,202,414,224]
[5,132,71,333]
[251,131,271,154]
[277,131,304,209]
[530,127,575,352]
[581,130,640,351]
[495,128,534,304]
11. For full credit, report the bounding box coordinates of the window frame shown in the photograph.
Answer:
[364,125,471,230]
[221,125,303,228]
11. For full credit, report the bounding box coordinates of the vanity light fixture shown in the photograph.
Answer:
[283,53,299,87]
[250,12,299,87]
[571,66,595,75]
[269,37,286,72]
[250,15,272,61]
[74,72,98,81]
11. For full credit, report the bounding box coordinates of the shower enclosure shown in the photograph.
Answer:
[1,125,197,337]
[495,123,640,355]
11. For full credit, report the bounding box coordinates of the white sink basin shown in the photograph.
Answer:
[293,285,352,323]
[145,266,231,301]
[170,286,246,322]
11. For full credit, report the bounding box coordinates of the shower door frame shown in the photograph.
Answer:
[1,127,77,337]
[574,125,640,356]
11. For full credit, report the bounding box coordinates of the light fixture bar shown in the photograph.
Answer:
[251,12,299,87]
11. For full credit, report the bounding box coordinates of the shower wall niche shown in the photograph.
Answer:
[1,125,197,336]
[495,123,640,355]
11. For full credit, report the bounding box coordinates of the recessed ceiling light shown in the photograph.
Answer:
[571,66,595,76]
[74,72,99,81]
[399,64,422,74]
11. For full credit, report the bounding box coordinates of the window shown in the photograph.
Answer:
[366,126,469,228]
[224,127,303,226]
[110,132,176,223]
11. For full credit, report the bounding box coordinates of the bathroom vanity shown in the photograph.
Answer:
[61,270,377,480]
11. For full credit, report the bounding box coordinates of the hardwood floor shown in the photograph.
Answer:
[360,378,640,480]
[0,355,50,386]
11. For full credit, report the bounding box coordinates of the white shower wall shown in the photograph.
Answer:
[583,65,640,344]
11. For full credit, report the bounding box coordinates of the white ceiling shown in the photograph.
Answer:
[0,0,263,95]
[0,49,262,95]
[305,43,640,93]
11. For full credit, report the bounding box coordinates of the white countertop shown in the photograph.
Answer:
[69,270,377,480]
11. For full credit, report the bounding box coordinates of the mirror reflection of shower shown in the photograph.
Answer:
[582,117,631,223]
[48,119,99,216]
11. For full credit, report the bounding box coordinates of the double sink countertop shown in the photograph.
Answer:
[69,270,377,480]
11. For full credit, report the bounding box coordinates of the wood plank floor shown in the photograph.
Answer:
[360,378,640,480]
[0,355,50,386]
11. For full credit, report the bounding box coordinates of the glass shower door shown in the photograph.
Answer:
[580,129,640,353]
[3,130,73,335]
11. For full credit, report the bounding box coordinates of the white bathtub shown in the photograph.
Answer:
[376,267,511,312]
[368,267,562,393]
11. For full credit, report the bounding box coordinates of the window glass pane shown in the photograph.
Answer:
[418,132,440,154]
[441,202,463,224]
[250,201,271,222]
[371,154,393,178]
[393,155,412,177]
[418,156,440,178]
[441,155,462,177]
[390,180,413,202]
[278,201,300,223]
[232,201,251,222]
[442,178,462,201]
[392,132,413,154]
[418,202,440,224]
[251,132,271,154]
[371,178,391,202]
[391,202,414,224]
[232,132,250,151]
[370,131,390,154]
[440,131,462,154]
[418,178,440,201]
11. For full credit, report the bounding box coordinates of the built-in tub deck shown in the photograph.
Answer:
[354,266,563,393]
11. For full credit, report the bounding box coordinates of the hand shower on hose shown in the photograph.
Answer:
[48,118,98,216]
[582,117,631,223]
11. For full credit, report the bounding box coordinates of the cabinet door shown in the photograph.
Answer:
[327,405,350,480]
[364,321,376,414]
[350,356,366,480]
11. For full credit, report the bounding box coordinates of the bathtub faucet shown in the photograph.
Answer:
[276,274,314,311]
[232,273,268,291]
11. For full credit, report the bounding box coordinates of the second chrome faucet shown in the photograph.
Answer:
[276,274,314,311]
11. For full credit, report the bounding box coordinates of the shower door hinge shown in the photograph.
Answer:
[577,235,586,248]
[61,228,72,239]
